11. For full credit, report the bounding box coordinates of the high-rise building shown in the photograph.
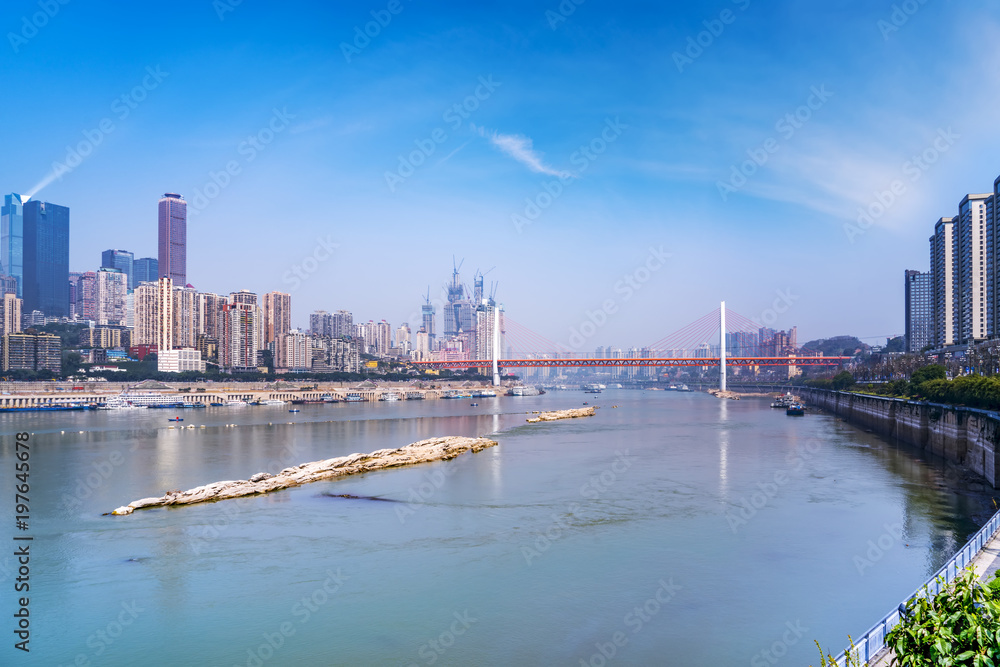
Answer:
[395,323,411,354]
[101,249,135,290]
[220,291,259,371]
[0,294,21,336]
[75,271,98,321]
[421,299,436,346]
[0,274,17,297]
[1,194,25,298]
[332,310,353,338]
[475,305,505,362]
[263,291,292,346]
[991,177,1000,338]
[158,193,187,284]
[133,278,173,350]
[443,266,474,338]
[375,320,391,356]
[173,284,199,348]
[310,310,332,337]
[134,257,158,285]
[277,330,311,370]
[95,268,127,326]
[904,270,933,352]
[414,329,431,361]
[931,217,955,347]
[3,332,60,373]
[955,194,992,344]
[22,199,70,317]
[197,292,224,341]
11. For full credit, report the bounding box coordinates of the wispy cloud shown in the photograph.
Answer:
[473,125,572,178]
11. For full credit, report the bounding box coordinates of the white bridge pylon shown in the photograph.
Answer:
[720,301,727,392]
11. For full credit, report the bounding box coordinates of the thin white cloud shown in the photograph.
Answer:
[473,124,572,178]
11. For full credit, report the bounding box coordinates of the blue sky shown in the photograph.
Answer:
[2,0,998,350]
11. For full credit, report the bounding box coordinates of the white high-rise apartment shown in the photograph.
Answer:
[955,194,992,344]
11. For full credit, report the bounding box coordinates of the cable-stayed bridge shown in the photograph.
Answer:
[411,303,851,388]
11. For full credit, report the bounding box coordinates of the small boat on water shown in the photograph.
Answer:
[210,402,224,407]
[786,403,805,416]
[289,409,300,413]
[471,390,497,398]
[470,402,479,407]
[168,417,184,422]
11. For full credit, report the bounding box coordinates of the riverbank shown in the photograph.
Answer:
[110,435,498,515]
[800,388,1000,490]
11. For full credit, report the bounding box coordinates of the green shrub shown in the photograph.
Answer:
[886,566,1000,666]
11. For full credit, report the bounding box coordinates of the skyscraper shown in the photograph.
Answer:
[134,257,158,285]
[955,193,991,344]
[22,199,70,317]
[931,217,955,347]
[101,249,135,290]
[904,270,933,352]
[1,193,24,297]
[158,193,187,284]
[263,291,292,346]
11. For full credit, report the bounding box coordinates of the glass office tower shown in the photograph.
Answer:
[1,193,25,297]
[23,199,70,317]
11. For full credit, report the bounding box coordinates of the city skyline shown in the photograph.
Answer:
[4,1,1000,347]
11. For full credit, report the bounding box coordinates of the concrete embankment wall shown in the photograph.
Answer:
[801,389,1000,489]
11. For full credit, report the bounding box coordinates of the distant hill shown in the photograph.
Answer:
[800,336,870,357]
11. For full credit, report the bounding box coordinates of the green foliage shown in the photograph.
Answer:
[915,375,1000,410]
[831,371,856,390]
[811,638,864,667]
[38,322,88,348]
[61,351,83,377]
[801,335,869,357]
[911,365,947,385]
[886,566,1000,666]
[884,336,906,353]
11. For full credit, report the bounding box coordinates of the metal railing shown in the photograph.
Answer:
[835,509,1000,665]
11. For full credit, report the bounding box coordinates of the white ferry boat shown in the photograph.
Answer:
[380,392,401,401]
[259,399,285,405]
[226,400,248,407]
[508,386,543,397]
[100,391,165,409]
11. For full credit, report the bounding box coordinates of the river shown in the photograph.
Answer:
[0,389,989,666]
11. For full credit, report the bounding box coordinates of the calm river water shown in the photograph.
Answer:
[0,390,989,665]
